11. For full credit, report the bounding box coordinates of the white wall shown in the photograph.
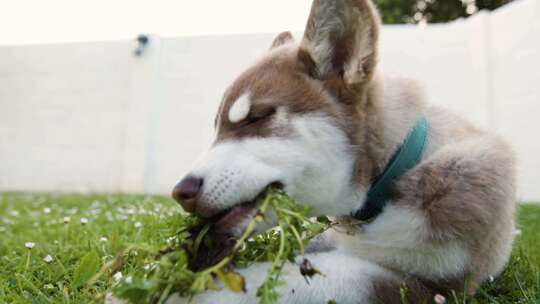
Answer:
[1,0,539,201]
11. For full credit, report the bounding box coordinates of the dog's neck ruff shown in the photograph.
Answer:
[354,117,429,221]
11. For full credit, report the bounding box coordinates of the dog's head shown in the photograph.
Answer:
[173,0,381,235]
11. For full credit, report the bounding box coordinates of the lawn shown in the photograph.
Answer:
[0,192,538,304]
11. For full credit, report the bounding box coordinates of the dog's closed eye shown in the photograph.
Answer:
[245,107,276,124]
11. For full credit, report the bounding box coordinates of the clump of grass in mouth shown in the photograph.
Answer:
[106,188,330,304]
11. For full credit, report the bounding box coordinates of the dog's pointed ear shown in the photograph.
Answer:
[270,31,295,49]
[300,0,380,85]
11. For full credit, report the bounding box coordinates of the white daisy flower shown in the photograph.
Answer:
[434,294,446,304]
[113,272,123,283]
[3,218,13,225]
[63,217,71,224]
[25,242,35,249]
[43,255,54,263]
[100,237,108,242]
[43,283,55,290]
[80,218,89,225]
[134,222,142,228]
[43,208,51,214]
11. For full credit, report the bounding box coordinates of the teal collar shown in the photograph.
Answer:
[354,117,429,221]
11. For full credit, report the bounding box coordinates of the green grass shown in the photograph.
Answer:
[0,193,538,303]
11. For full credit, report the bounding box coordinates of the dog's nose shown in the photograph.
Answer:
[172,175,203,213]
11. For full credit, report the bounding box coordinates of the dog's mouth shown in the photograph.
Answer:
[210,182,283,233]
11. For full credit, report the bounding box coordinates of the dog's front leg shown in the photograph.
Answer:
[327,202,470,282]
[161,251,396,304]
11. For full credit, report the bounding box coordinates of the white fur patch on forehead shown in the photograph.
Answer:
[228,94,251,123]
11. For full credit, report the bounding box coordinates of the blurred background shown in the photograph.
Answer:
[1,0,539,201]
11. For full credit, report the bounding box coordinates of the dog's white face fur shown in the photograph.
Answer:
[193,111,359,214]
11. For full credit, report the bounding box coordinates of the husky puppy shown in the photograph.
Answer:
[164,0,517,303]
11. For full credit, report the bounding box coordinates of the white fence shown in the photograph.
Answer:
[1,0,539,201]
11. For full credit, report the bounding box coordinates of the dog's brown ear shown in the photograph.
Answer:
[270,31,295,49]
[300,0,380,85]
